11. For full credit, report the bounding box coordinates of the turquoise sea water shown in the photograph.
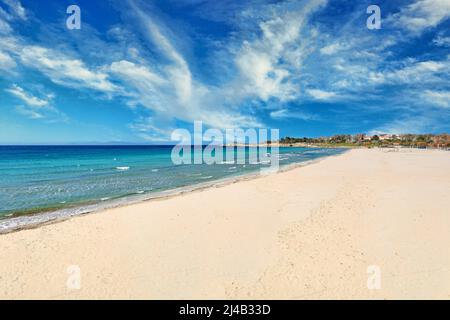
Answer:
[0,145,345,219]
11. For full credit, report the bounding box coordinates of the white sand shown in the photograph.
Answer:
[0,148,449,299]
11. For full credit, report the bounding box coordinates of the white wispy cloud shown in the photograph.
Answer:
[306,88,337,101]
[132,4,193,104]
[15,105,44,119]
[270,109,318,121]
[1,0,26,20]
[368,60,448,85]
[305,0,450,125]
[234,0,326,102]
[422,90,450,108]
[109,59,170,113]
[0,16,11,33]
[390,0,450,33]
[5,84,50,107]
[236,43,294,102]
[5,84,66,121]
[433,35,450,47]
[0,50,15,70]
[19,46,118,93]
[320,42,345,55]
[327,46,448,93]
[110,1,262,133]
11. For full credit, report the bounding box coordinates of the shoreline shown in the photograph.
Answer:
[0,151,346,234]
[0,148,449,299]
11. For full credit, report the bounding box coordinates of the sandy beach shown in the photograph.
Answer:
[0,148,449,299]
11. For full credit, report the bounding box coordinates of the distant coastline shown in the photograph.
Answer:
[277,133,450,149]
[0,146,346,233]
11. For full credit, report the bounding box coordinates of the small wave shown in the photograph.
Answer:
[200,175,213,179]
[229,166,237,170]
[116,166,130,171]
[136,191,145,194]
[151,169,159,172]
[220,161,235,164]
[101,197,110,201]
[187,173,202,177]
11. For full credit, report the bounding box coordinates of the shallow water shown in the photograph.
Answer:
[0,145,345,218]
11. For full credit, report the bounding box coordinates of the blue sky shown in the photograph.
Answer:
[0,0,449,144]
